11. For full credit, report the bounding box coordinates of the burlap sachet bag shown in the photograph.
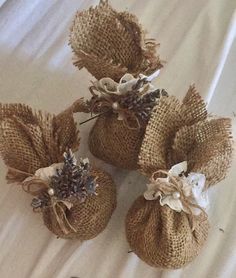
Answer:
[69,0,165,170]
[0,101,116,240]
[126,86,233,269]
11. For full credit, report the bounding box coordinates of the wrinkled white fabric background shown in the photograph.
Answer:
[0,1,236,277]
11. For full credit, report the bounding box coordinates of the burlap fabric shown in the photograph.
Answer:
[0,101,116,240]
[126,86,233,269]
[139,86,233,187]
[88,112,145,169]
[0,101,81,182]
[43,168,116,240]
[69,0,162,81]
[126,196,209,269]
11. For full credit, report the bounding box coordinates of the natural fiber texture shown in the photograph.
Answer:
[43,168,116,240]
[88,112,145,169]
[126,86,233,269]
[0,102,117,240]
[0,102,80,183]
[69,0,162,81]
[139,85,233,187]
[126,196,209,269]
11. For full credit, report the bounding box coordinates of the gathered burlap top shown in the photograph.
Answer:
[43,168,116,240]
[0,100,82,183]
[139,85,233,188]
[126,86,233,269]
[69,0,162,81]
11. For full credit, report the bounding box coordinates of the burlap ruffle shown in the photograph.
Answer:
[43,168,116,240]
[69,0,162,81]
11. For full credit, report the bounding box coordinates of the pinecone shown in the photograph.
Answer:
[31,150,97,209]
[118,89,168,123]
[51,150,97,201]
[31,192,50,209]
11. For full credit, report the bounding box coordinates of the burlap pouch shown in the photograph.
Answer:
[0,101,116,240]
[69,0,164,169]
[69,0,162,81]
[126,86,233,269]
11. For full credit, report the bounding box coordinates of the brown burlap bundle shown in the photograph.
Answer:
[69,0,162,81]
[88,113,145,169]
[126,86,233,269]
[43,168,116,240]
[0,101,116,240]
[83,71,168,170]
[139,86,233,186]
[0,101,81,182]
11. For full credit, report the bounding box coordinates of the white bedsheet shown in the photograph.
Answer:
[0,1,236,277]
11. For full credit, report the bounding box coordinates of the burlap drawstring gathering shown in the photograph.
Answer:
[126,85,233,269]
[0,103,117,240]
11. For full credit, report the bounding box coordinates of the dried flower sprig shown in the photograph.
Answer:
[31,150,98,209]
[87,71,168,126]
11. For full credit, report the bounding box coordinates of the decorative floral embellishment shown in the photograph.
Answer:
[144,161,209,215]
[34,163,63,182]
[89,69,168,127]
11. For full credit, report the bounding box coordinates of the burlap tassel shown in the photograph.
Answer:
[0,102,116,239]
[126,86,233,269]
[69,0,162,81]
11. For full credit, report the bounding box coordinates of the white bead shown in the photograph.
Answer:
[48,188,55,196]
[112,102,119,110]
[172,191,180,199]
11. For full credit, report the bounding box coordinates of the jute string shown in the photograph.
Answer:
[10,167,77,235]
[89,87,142,130]
[150,170,208,231]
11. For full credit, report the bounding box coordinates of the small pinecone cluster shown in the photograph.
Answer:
[118,88,168,123]
[31,150,97,209]
[89,87,168,125]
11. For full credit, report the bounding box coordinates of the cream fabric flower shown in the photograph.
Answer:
[34,163,63,182]
[144,161,209,215]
